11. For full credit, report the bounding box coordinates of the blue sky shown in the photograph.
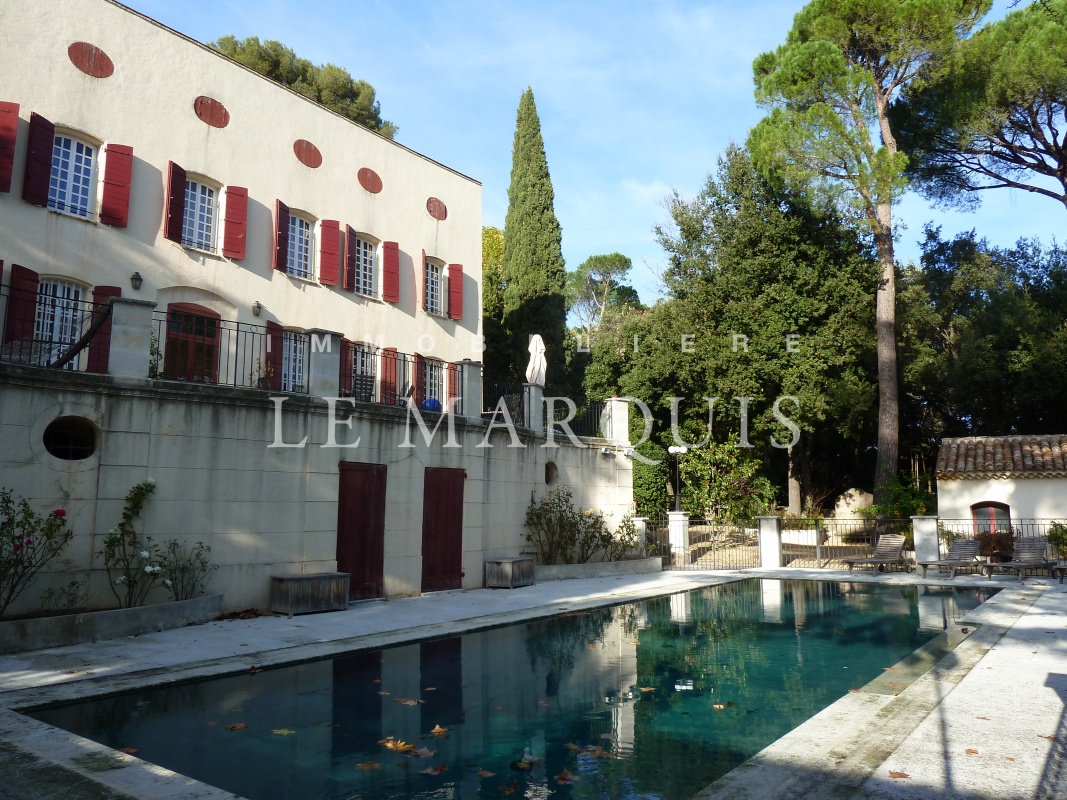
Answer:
[128,0,1059,304]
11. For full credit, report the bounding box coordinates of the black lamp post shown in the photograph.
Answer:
[667,445,687,512]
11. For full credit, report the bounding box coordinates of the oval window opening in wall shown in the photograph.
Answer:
[43,417,97,461]
[545,461,559,486]
[426,197,447,221]
[193,96,230,128]
[68,42,115,78]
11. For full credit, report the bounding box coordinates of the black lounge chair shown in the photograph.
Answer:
[842,534,912,575]
[982,536,1056,583]
[918,538,981,579]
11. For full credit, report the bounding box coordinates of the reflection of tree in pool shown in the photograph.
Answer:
[524,607,613,697]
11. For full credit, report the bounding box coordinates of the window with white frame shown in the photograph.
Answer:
[182,180,217,251]
[48,135,96,217]
[351,343,376,401]
[288,215,314,279]
[353,237,376,296]
[281,331,308,393]
[34,279,87,368]
[424,358,443,403]
[425,260,442,315]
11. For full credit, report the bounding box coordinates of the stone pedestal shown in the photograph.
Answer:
[109,297,156,378]
[757,515,783,569]
[668,511,690,566]
[523,383,544,432]
[912,515,940,563]
[459,360,482,419]
[604,397,630,444]
[307,329,341,398]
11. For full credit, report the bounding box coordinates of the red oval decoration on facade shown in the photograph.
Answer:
[68,42,114,78]
[293,139,322,168]
[358,168,383,194]
[193,96,230,129]
[426,197,447,221]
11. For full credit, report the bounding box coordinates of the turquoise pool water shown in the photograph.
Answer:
[29,580,994,799]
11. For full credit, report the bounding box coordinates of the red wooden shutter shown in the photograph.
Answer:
[163,161,186,242]
[221,186,248,259]
[414,353,426,407]
[273,200,290,273]
[447,362,459,411]
[86,285,121,373]
[344,225,357,292]
[419,249,427,311]
[4,264,40,344]
[447,263,463,320]
[266,320,284,390]
[0,102,19,193]
[339,337,354,395]
[381,241,400,302]
[380,347,398,405]
[319,220,340,286]
[21,112,54,207]
[99,144,133,227]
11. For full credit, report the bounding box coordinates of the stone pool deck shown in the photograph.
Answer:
[0,568,1064,799]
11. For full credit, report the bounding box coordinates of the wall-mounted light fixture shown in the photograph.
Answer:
[252,301,262,317]
[130,272,143,290]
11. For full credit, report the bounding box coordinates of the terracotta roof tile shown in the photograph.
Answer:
[936,435,1067,479]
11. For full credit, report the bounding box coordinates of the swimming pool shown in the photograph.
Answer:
[28,579,994,799]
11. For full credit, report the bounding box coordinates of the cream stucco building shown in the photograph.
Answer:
[0,0,634,615]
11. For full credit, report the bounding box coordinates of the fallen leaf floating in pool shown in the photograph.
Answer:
[225,723,247,731]
[476,769,495,778]
[889,771,910,779]
[420,764,448,775]
[848,689,862,694]
[373,679,382,684]
[495,705,505,711]
[430,724,449,738]
[206,722,218,726]
[977,716,990,721]
[356,762,380,771]
[883,667,895,671]
[714,704,725,710]
[538,701,550,707]
[556,768,579,785]
[396,762,409,769]
[965,749,979,755]
[379,738,416,753]
[424,687,437,691]
[377,691,391,696]
[272,729,295,736]
[394,698,423,706]
[119,748,138,755]
[585,745,612,759]
[564,743,581,753]
[413,747,436,759]
[639,687,655,693]
[500,781,519,795]
[509,759,533,772]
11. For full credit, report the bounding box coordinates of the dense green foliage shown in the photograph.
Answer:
[898,226,1067,469]
[579,148,879,515]
[211,36,397,139]
[749,0,991,504]
[679,444,777,521]
[892,0,1067,211]
[501,89,568,390]
[481,226,508,376]
[566,253,640,346]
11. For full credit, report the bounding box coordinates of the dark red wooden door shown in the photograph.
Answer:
[421,467,465,592]
[337,462,387,600]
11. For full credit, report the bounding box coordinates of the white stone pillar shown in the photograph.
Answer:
[109,297,156,379]
[912,516,940,564]
[604,397,630,444]
[458,359,482,419]
[757,515,783,569]
[307,329,341,397]
[633,517,648,558]
[668,511,690,566]
[523,383,544,432]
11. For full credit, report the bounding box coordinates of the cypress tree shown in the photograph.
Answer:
[501,88,567,391]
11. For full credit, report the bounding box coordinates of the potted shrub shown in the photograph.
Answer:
[1047,523,1067,560]
[976,528,1015,562]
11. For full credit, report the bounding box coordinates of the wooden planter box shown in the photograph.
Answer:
[484,557,535,589]
[269,573,350,617]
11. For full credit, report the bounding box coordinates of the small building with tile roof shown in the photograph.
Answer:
[935,435,1067,527]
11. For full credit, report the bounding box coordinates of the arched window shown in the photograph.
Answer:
[972,502,1011,535]
[49,133,96,217]
[162,303,220,383]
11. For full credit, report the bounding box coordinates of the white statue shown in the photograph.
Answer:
[525,334,547,387]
